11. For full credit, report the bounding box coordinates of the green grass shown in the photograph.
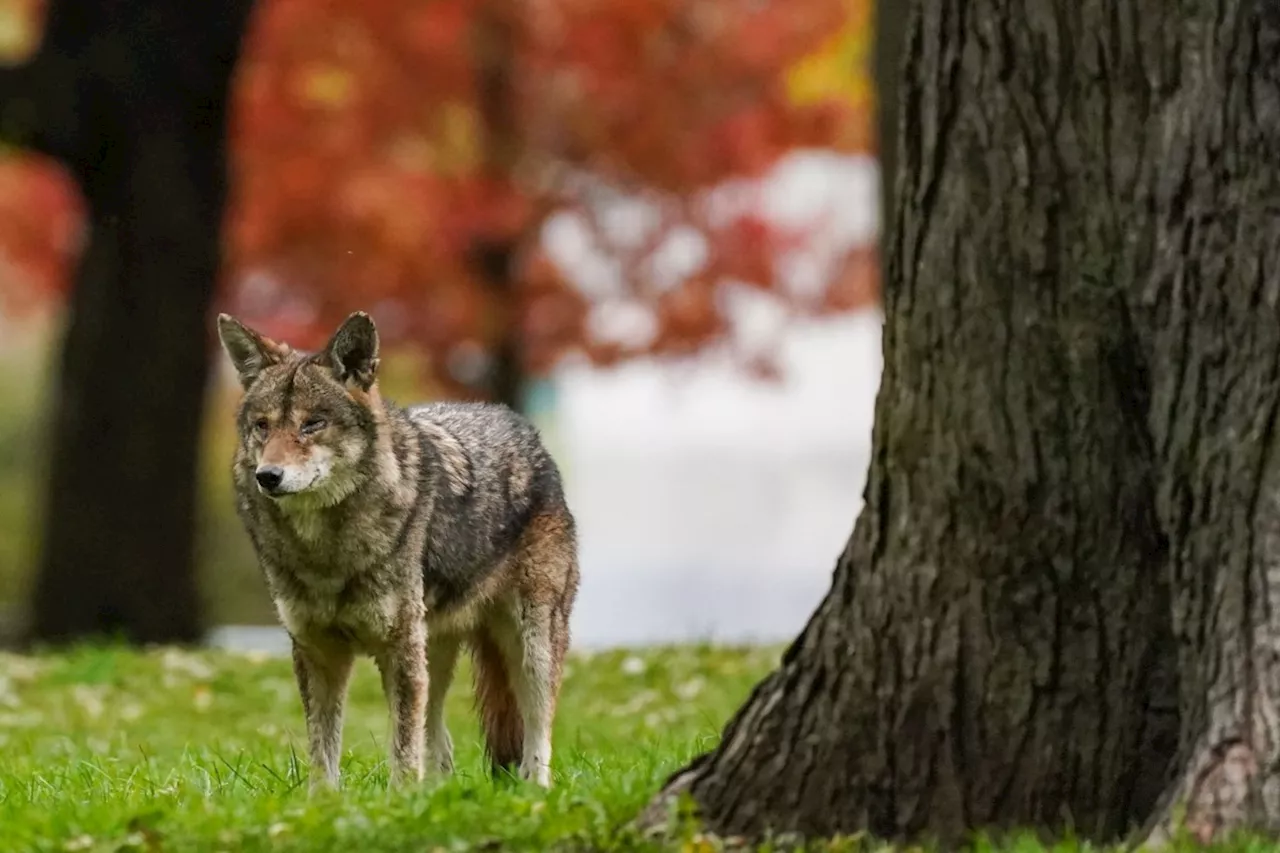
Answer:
[0,643,780,852]
[1,645,1277,853]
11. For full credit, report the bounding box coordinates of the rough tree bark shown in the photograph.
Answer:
[643,0,1280,845]
[872,0,905,243]
[1,0,255,644]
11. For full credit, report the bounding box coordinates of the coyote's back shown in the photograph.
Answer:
[405,401,574,617]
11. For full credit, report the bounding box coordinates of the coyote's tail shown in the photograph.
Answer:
[471,629,523,777]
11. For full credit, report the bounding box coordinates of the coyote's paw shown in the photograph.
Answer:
[426,751,454,779]
[520,761,552,789]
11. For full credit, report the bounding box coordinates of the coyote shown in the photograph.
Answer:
[217,311,579,790]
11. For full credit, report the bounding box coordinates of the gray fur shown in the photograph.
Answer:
[217,312,580,790]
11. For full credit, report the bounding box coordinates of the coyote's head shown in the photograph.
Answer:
[217,311,382,506]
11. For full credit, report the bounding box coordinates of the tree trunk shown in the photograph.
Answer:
[872,0,905,247]
[1,0,255,644]
[474,241,526,412]
[644,0,1280,845]
[473,0,526,413]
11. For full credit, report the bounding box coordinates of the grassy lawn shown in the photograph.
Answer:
[0,643,781,852]
[2,643,1274,853]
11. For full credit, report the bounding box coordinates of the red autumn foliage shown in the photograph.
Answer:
[0,156,82,314]
[0,0,876,392]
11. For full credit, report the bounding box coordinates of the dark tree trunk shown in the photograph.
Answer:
[1,0,255,644]
[473,0,526,413]
[644,0,1280,845]
[474,241,526,413]
[872,0,905,246]
[1140,2,1280,840]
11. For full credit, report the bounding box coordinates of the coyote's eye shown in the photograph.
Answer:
[301,416,328,435]
[253,418,269,436]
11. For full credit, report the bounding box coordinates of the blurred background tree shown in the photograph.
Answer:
[0,0,256,646]
[0,0,876,643]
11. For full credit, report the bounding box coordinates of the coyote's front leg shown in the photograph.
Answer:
[425,633,461,777]
[376,611,428,787]
[291,636,355,792]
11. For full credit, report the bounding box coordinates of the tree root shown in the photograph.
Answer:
[1143,739,1271,848]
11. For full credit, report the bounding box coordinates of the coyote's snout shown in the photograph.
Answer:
[217,311,580,790]
[246,416,342,498]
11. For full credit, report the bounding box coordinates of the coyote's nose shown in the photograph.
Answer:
[255,466,285,493]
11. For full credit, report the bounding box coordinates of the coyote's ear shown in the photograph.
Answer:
[217,314,289,389]
[322,311,380,391]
